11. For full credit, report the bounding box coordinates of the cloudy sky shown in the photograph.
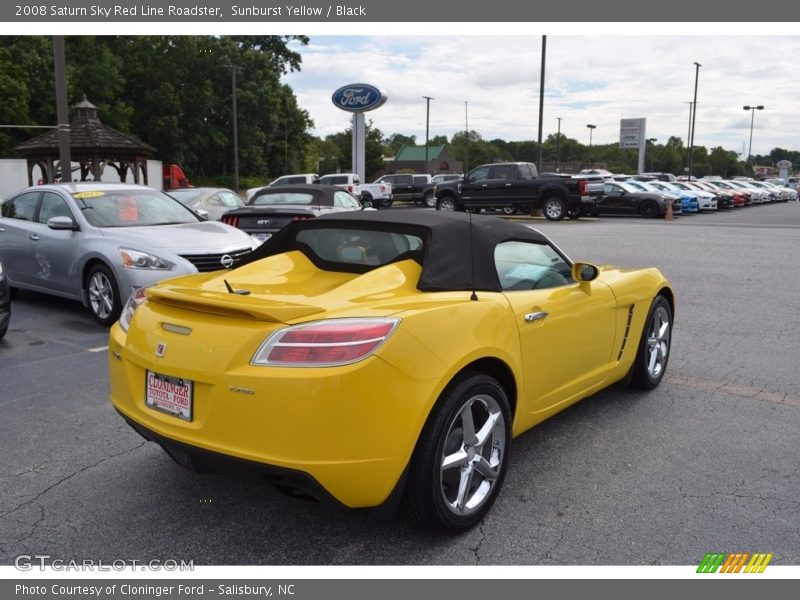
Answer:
[282,35,800,156]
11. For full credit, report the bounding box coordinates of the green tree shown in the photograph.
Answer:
[384,133,416,157]
[0,37,56,155]
[0,35,312,185]
[324,121,386,180]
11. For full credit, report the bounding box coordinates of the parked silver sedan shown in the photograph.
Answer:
[165,187,246,221]
[0,183,258,325]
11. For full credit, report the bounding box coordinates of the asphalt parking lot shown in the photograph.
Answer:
[1,202,799,566]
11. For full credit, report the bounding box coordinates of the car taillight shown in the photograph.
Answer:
[223,215,240,228]
[119,286,148,333]
[347,185,354,193]
[578,179,587,195]
[252,318,400,367]
[291,215,311,222]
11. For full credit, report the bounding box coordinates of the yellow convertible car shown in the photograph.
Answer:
[109,210,673,532]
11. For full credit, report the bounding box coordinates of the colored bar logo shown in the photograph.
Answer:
[697,552,773,573]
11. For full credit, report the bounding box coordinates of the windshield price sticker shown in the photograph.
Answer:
[146,371,193,421]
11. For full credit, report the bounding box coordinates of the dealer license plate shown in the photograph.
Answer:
[145,371,193,421]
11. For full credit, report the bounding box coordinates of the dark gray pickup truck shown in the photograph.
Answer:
[373,174,436,207]
[433,162,603,220]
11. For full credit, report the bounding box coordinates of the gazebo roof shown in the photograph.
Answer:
[15,97,155,158]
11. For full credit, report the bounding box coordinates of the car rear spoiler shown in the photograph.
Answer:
[145,286,324,322]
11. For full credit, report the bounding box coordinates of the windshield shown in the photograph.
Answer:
[295,227,424,268]
[167,189,205,205]
[252,192,316,206]
[72,189,200,227]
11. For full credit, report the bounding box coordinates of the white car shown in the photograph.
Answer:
[725,180,770,203]
[751,181,796,202]
[666,181,718,210]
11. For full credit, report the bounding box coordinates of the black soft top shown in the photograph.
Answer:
[238,209,555,292]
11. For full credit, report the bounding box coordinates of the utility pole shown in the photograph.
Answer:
[537,35,546,173]
[53,36,70,183]
[556,117,562,173]
[688,62,701,180]
[422,96,434,174]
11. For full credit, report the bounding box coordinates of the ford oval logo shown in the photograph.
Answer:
[331,83,387,113]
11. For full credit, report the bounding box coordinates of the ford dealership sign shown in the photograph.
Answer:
[331,83,387,112]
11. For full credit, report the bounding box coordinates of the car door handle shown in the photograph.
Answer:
[29,234,40,241]
[481,184,488,188]
[0,227,5,232]
[505,183,512,187]
[524,311,548,322]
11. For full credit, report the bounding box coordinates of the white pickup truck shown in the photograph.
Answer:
[319,173,393,208]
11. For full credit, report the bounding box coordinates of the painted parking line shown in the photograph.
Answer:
[88,346,109,353]
[665,372,800,407]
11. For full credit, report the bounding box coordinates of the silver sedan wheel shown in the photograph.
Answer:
[88,271,115,320]
[646,305,671,379]
[439,394,506,516]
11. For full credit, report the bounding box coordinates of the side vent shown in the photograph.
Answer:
[617,305,635,361]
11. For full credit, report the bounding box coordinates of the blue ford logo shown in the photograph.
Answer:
[331,83,387,113]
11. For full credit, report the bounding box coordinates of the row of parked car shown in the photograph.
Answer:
[588,175,798,218]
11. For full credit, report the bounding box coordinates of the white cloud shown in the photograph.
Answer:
[283,35,800,155]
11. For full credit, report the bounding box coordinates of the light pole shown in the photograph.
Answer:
[422,96,434,174]
[688,61,701,180]
[537,35,546,173]
[555,117,562,173]
[464,100,469,174]
[586,124,596,164]
[647,138,657,171]
[684,101,694,172]
[743,105,764,164]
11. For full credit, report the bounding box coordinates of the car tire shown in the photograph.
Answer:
[639,201,659,218]
[381,198,393,209]
[423,191,436,208]
[403,371,511,533]
[437,196,460,212]
[86,263,122,327]
[361,193,374,208]
[629,295,672,390]
[566,207,581,220]
[542,196,566,221]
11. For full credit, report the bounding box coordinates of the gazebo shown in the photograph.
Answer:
[15,97,155,186]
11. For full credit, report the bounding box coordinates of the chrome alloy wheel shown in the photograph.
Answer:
[88,271,115,320]
[439,394,506,516]
[646,305,671,379]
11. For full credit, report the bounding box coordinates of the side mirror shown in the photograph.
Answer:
[571,262,599,283]
[47,216,78,231]
[195,209,209,220]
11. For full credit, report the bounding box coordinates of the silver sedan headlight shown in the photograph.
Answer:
[119,248,175,270]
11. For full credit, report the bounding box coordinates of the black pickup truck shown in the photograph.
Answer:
[433,162,602,220]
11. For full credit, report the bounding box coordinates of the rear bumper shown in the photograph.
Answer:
[120,411,409,517]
